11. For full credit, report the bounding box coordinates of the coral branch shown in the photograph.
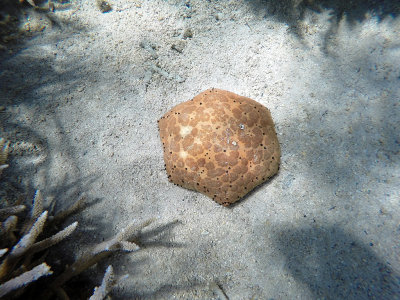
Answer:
[0,211,48,281]
[89,265,114,300]
[0,206,26,219]
[1,215,18,235]
[29,221,78,255]
[30,191,44,224]
[0,215,18,246]
[22,190,44,234]
[0,249,8,258]
[50,194,86,225]
[43,219,154,298]
[91,218,153,255]
[0,263,53,297]
[11,211,48,257]
[0,138,9,176]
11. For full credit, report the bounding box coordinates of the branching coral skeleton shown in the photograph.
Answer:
[0,263,53,297]
[0,205,77,296]
[42,218,154,299]
[0,189,153,299]
[0,138,154,299]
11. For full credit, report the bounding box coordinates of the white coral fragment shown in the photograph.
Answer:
[119,241,140,252]
[11,211,48,257]
[29,221,78,254]
[0,138,9,175]
[21,190,44,234]
[89,265,114,300]
[31,190,44,222]
[45,218,154,295]
[0,263,53,297]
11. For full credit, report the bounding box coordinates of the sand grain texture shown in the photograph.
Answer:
[1,0,399,298]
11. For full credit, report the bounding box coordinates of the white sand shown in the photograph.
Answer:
[1,0,399,298]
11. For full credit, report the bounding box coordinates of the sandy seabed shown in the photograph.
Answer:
[1,0,399,299]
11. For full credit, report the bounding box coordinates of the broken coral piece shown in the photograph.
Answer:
[89,265,114,300]
[158,88,280,206]
[0,263,52,298]
[0,138,9,175]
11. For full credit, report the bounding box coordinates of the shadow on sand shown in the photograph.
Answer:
[247,0,400,51]
[272,224,400,299]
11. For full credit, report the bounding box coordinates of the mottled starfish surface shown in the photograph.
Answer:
[158,88,280,206]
